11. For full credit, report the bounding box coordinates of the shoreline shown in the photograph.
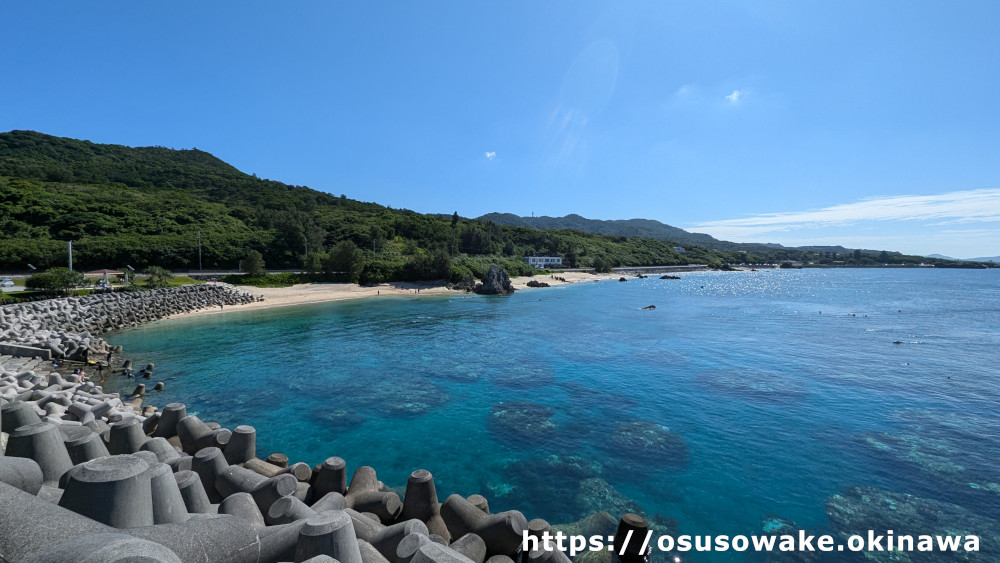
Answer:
[166,271,629,320]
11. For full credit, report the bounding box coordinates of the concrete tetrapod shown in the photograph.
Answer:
[22,532,183,563]
[192,446,229,502]
[59,454,155,528]
[153,402,187,438]
[224,424,257,464]
[346,465,403,523]
[411,540,477,563]
[129,514,262,563]
[612,513,652,563]
[359,538,392,563]
[313,456,348,498]
[398,469,450,541]
[147,461,190,525]
[345,507,429,563]
[218,491,266,528]
[0,400,42,432]
[141,436,183,463]
[395,532,433,563]
[0,456,44,494]
[450,533,488,563]
[216,463,298,514]
[295,509,364,563]
[467,495,490,514]
[0,480,154,562]
[62,425,111,465]
[5,421,75,484]
[268,494,319,525]
[176,414,231,454]
[439,494,528,557]
[106,416,149,454]
[258,519,311,562]
[174,469,214,514]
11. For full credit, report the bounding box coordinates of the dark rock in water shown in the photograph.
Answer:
[641,305,656,310]
[526,280,550,288]
[476,266,515,295]
[660,275,680,280]
[576,478,645,517]
[618,277,628,282]
[609,420,689,466]
[488,401,557,442]
[558,381,639,411]
[553,510,617,540]
[858,430,1000,520]
[825,487,999,561]
[553,512,618,563]
[760,516,821,562]
[337,377,450,417]
[313,409,366,429]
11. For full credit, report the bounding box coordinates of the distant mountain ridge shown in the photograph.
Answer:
[478,212,853,254]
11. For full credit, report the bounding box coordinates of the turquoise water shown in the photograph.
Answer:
[105,269,999,560]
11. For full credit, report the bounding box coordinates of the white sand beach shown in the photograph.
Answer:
[168,271,624,319]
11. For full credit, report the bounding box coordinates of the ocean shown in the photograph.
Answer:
[104,268,1000,561]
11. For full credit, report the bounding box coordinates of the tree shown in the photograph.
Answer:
[451,212,459,228]
[143,266,174,289]
[25,268,85,295]
[592,256,613,273]
[243,250,266,277]
[304,251,326,273]
[325,241,365,283]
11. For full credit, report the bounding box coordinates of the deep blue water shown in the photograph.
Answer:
[105,269,1000,560]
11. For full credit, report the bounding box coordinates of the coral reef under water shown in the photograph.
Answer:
[825,486,999,562]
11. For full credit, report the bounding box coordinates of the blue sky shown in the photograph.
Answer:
[2,1,998,258]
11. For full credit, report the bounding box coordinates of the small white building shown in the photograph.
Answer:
[525,256,563,268]
[673,246,686,254]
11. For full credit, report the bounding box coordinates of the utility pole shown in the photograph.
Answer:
[197,231,203,270]
[68,240,73,271]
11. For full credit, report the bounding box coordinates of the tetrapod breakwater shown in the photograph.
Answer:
[0,284,257,361]
[0,369,653,563]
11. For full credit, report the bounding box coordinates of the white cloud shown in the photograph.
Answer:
[485,151,496,161]
[725,89,741,103]
[687,189,1000,256]
[691,189,1000,238]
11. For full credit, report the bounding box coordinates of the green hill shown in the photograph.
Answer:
[0,131,986,279]
[0,131,736,279]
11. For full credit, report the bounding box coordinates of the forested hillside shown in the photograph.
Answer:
[0,131,985,281]
[0,131,736,280]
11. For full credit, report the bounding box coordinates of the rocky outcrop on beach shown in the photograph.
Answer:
[0,284,255,361]
[475,266,515,295]
[525,280,550,288]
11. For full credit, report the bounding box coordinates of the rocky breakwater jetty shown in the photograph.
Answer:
[0,369,654,563]
[0,284,256,361]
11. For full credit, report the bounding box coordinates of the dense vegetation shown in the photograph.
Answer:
[0,131,989,282]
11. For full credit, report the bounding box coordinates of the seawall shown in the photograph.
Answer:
[0,284,257,361]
